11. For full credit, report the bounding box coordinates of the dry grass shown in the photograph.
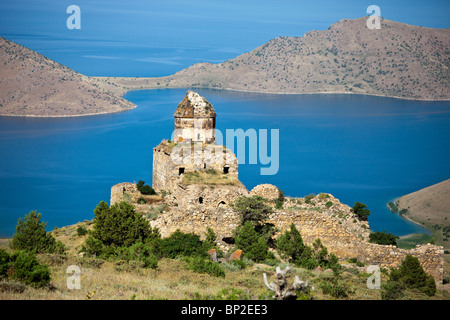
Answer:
[2,222,450,300]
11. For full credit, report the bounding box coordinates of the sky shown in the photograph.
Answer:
[0,0,449,77]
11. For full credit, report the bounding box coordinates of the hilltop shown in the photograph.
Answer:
[106,17,450,101]
[395,179,450,228]
[392,179,450,257]
[0,37,135,117]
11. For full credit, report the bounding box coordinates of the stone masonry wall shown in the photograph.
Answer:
[147,189,444,282]
[111,182,443,282]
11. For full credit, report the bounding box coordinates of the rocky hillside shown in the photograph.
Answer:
[107,17,450,100]
[0,37,135,117]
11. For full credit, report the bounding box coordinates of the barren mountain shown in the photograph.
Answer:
[1,17,449,117]
[107,17,450,100]
[0,37,135,117]
[395,179,450,228]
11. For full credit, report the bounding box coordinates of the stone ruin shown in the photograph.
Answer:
[110,90,445,284]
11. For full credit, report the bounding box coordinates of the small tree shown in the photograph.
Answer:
[10,211,65,254]
[83,201,159,257]
[275,189,285,209]
[0,249,51,288]
[351,202,370,221]
[234,221,268,262]
[386,255,436,297]
[277,223,310,264]
[155,229,205,259]
[232,195,273,227]
[203,227,217,251]
[137,180,157,195]
[369,231,398,246]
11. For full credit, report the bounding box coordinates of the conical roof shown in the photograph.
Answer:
[173,91,216,118]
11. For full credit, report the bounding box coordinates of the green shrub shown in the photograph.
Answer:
[82,201,160,258]
[325,201,333,208]
[10,211,65,254]
[0,249,11,279]
[277,223,310,264]
[318,193,330,200]
[387,202,398,213]
[319,277,352,299]
[369,231,398,246]
[224,259,247,270]
[234,221,268,262]
[351,202,371,221]
[76,226,88,236]
[381,281,405,300]
[232,195,273,226]
[114,242,158,269]
[0,250,51,288]
[275,189,285,209]
[136,180,157,195]
[304,194,315,204]
[232,195,276,248]
[214,287,248,300]
[203,227,217,251]
[155,229,206,259]
[277,224,341,271]
[187,257,225,278]
[387,255,436,297]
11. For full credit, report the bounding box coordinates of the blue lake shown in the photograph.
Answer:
[1,88,449,237]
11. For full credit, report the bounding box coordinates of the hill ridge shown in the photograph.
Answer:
[106,17,450,101]
[0,36,135,117]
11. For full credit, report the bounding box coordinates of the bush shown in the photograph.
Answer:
[232,195,273,227]
[82,201,160,258]
[0,249,51,288]
[351,202,370,221]
[325,201,333,208]
[234,221,268,262]
[0,249,11,279]
[137,180,157,195]
[203,227,217,251]
[76,226,88,236]
[369,231,398,246]
[304,194,315,204]
[381,281,405,300]
[319,276,352,299]
[275,189,285,209]
[114,242,158,269]
[387,255,436,297]
[10,211,65,254]
[155,230,206,259]
[187,257,225,278]
[277,224,341,271]
[277,223,310,264]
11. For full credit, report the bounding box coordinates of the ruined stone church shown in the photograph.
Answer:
[152,90,247,208]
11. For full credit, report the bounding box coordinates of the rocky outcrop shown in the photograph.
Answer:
[250,184,280,200]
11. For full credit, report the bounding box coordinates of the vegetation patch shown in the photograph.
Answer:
[181,169,240,186]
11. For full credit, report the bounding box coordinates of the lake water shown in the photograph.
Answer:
[1,88,449,238]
